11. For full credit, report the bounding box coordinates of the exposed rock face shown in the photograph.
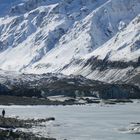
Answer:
[84,57,140,70]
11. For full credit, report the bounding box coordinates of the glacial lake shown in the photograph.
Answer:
[0,101,140,140]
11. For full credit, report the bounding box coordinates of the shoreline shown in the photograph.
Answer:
[0,95,136,106]
[0,116,56,140]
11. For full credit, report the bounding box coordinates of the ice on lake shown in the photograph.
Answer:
[0,101,140,140]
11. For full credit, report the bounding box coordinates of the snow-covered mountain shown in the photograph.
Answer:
[0,0,140,85]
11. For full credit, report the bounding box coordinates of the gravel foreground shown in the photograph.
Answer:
[0,116,56,140]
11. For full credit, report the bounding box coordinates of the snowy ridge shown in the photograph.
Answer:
[0,0,139,84]
[62,15,140,83]
[85,15,140,62]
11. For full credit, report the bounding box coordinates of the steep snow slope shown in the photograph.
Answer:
[61,15,140,84]
[0,0,140,84]
[85,15,140,62]
[0,0,108,71]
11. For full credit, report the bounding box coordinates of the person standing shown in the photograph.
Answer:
[2,109,5,117]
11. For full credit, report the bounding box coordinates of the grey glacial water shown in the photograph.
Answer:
[0,101,140,140]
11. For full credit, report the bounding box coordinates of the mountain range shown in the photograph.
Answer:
[0,0,139,87]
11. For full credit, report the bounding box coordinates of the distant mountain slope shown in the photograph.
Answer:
[0,0,139,85]
[62,15,140,84]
